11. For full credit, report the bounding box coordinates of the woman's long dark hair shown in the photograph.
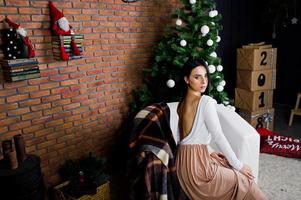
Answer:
[181,59,211,96]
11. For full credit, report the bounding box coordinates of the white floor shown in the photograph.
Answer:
[258,153,301,200]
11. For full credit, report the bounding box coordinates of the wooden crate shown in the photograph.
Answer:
[237,45,277,70]
[236,69,276,91]
[238,108,274,131]
[235,88,273,112]
[53,181,110,200]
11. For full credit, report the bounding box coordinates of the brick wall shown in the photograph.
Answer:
[0,0,178,186]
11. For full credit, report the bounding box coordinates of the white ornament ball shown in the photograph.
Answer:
[223,101,230,105]
[166,79,175,88]
[176,19,182,26]
[180,39,187,47]
[209,10,215,18]
[216,36,221,42]
[216,65,223,71]
[189,0,196,4]
[201,25,209,36]
[211,22,215,25]
[206,39,214,46]
[217,85,224,92]
[208,65,216,74]
[210,52,217,57]
[219,80,226,86]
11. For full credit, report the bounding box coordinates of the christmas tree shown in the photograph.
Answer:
[131,0,231,114]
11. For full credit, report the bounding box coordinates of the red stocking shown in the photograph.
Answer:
[70,37,80,56]
[60,46,69,60]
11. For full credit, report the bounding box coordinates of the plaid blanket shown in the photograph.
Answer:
[127,102,188,200]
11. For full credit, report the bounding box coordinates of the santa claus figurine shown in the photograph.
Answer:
[5,17,35,59]
[49,1,80,61]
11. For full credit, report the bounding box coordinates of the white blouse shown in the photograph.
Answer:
[177,95,243,171]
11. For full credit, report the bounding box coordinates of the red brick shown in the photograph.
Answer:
[29,102,50,112]
[52,99,71,107]
[43,106,63,116]
[6,94,29,103]
[30,90,50,98]
[61,79,78,86]
[37,139,56,149]
[19,99,41,107]
[0,103,18,111]
[9,120,31,131]
[23,124,44,134]
[45,119,64,128]
[0,7,17,14]
[19,8,41,14]
[63,103,81,111]
[49,74,69,81]
[7,107,30,116]
[34,128,54,138]
[42,95,61,103]
[17,85,39,93]
[0,89,17,97]
[22,111,43,121]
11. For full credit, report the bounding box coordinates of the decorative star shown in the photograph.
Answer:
[291,17,298,24]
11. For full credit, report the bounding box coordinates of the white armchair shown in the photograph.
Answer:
[167,102,260,182]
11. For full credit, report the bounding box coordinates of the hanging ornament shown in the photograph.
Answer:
[211,22,215,25]
[210,52,217,57]
[200,25,209,36]
[291,17,298,24]
[166,79,175,88]
[209,10,216,18]
[206,39,213,46]
[216,36,221,42]
[208,65,216,74]
[216,65,223,71]
[205,61,208,66]
[189,0,196,4]
[214,10,218,16]
[272,22,277,39]
[180,39,187,47]
[217,85,224,92]
[219,80,226,86]
[291,0,298,25]
[176,18,183,26]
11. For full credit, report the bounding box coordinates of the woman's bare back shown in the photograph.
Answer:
[177,96,200,141]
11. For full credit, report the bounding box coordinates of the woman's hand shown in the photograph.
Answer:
[239,164,255,180]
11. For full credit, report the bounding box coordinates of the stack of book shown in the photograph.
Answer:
[0,58,40,82]
[52,35,84,60]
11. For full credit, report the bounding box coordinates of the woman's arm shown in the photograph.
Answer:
[204,99,243,171]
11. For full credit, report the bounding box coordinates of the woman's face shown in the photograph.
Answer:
[184,65,208,94]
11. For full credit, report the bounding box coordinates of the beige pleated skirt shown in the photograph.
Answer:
[176,144,267,200]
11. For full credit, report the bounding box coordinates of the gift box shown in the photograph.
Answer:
[236,69,276,91]
[238,108,274,131]
[237,43,277,71]
[235,88,273,112]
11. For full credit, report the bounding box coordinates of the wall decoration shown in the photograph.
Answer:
[0,18,40,82]
[1,18,35,59]
[49,1,83,61]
